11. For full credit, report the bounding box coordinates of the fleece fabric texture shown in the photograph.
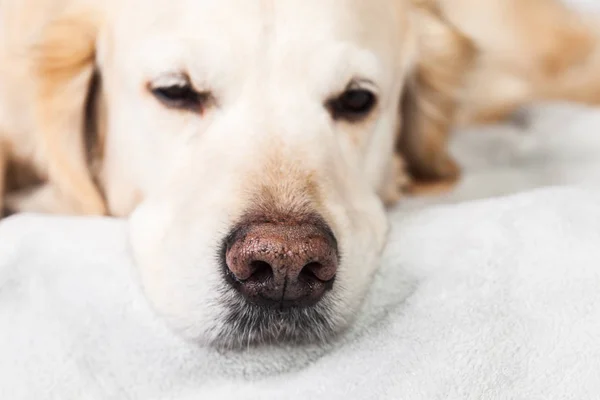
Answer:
[2,101,600,399]
[2,187,600,400]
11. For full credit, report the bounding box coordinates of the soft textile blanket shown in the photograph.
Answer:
[2,101,600,400]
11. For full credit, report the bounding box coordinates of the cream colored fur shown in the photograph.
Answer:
[1,0,600,346]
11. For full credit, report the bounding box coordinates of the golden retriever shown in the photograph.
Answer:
[1,0,599,347]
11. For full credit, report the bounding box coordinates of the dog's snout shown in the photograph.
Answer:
[224,221,338,308]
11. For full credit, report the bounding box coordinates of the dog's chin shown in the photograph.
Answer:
[210,291,342,350]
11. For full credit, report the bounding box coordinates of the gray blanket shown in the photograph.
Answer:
[2,186,600,399]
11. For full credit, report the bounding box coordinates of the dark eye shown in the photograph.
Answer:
[151,84,207,112]
[328,88,377,122]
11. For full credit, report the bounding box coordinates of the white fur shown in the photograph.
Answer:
[92,0,413,344]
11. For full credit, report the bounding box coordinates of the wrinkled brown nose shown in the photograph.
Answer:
[224,221,338,308]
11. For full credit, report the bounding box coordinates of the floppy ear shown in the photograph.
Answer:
[30,7,107,215]
[397,3,475,190]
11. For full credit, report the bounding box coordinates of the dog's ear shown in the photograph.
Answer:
[30,7,107,215]
[396,3,475,191]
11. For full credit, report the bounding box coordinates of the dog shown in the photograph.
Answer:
[1,0,599,348]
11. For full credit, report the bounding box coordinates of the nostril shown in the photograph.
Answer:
[300,262,336,282]
[300,262,322,281]
[247,260,273,283]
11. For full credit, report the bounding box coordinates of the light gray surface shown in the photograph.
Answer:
[2,187,600,399]
[2,102,600,399]
[402,103,600,209]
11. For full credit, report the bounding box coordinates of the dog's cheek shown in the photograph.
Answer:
[323,194,389,323]
[127,201,227,344]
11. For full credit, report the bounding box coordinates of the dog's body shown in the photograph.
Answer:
[1,0,600,347]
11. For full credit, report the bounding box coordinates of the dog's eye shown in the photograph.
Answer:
[328,88,377,121]
[151,83,208,112]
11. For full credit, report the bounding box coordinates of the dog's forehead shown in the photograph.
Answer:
[117,0,407,50]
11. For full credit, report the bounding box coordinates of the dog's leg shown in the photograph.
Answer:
[397,5,475,192]
[440,0,600,125]
[4,183,81,216]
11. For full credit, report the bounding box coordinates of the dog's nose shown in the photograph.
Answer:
[224,222,338,308]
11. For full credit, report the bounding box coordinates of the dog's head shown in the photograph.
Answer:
[37,0,417,348]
